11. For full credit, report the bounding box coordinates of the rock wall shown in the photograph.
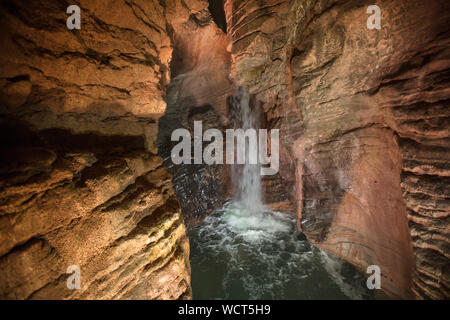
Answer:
[1,0,448,300]
[0,0,202,299]
[158,4,232,224]
[224,0,449,299]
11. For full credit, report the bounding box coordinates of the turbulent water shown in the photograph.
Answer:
[188,201,377,299]
[188,88,377,299]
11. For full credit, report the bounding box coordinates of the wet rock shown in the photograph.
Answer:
[224,0,450,299]
[158,4,232,225]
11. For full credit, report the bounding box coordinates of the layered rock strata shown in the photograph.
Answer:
[224,0,450,299]
[0,0,203,299]
[1,0,448,301]
[158,6,232,224]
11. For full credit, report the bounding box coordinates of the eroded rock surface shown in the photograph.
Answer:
[224,0,450,298]
[0,0,202,299]
[1,0,448,300]
[157,4,232,224]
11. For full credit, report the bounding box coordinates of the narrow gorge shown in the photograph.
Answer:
[0,0,449,300]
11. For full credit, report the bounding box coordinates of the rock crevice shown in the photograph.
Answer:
[0,0,211,299]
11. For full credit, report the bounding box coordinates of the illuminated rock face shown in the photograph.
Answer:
[0,0,448,300]
[158,6,233,225]
[0,0,203,299]
[224,0,449,299]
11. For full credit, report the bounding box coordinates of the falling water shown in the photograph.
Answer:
[187,88,378,299]
[229,87,263,210]
[224,87,292,240]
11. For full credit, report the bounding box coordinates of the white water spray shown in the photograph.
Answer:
[229,87,263,210]
[223,88,291,240]
[187,88,375,300]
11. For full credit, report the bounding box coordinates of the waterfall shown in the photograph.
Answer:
[187,87,377,300]
[228,87,264,211]
[222,87,290,240]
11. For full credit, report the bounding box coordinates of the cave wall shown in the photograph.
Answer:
[224,0,450,299]
[0,0,206,299]
[158,5,233,224]
[1,0,448,300]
